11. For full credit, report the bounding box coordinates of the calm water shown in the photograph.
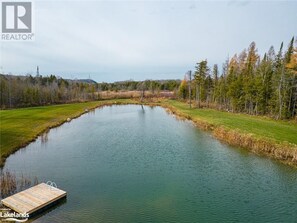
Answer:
[3,105,297,222]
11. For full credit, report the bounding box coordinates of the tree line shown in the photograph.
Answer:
[178,37,297,119]
[2,37,296,119]
[0,74,180,108]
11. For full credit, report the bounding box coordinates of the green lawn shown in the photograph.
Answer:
[1,98,296,167]
[165,100,297,145]
[0,99,135,164]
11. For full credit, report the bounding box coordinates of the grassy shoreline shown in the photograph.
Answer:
[0,99,138,167]
[161,100,297,166]
[1,99,297,167]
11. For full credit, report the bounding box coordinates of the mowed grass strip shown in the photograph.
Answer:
[1,98,296,167]
[165,100,297,145]
[0,99,135,162]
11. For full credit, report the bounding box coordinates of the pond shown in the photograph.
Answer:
[3,105,297,222]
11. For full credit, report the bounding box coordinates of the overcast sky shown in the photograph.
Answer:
[1,0,296,82]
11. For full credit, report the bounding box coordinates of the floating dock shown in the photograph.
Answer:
[1,183,67,215]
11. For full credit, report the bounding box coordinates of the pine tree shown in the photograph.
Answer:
[212,64,220,103]
[285,37,295,63]
[194,60,209,108]
[244,42,259,114]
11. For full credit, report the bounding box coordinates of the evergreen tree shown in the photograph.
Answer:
[176,37,296,119]
[194,60,209,108]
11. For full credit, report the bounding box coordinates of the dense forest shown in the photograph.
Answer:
[178,37,297,119]
[0,74,180,108]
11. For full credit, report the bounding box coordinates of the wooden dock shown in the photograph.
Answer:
[1,183,67,215]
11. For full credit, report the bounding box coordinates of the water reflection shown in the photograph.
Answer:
[27,198,67,223]
[41,132,48,144]
[87,109,96,116]
[139,104,145,114]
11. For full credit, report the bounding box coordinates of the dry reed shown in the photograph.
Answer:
[0,171,39,199]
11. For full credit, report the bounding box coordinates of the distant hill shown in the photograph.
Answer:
[113,79,181,84]
[71,79,97,84]
[0,74,97,84]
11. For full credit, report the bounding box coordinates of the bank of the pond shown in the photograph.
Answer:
[161,100,297,166]
[1,98,297,167]
[6,104,297,223]
[0,99,138,167]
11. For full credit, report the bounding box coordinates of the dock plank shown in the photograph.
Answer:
[1,183,67,215]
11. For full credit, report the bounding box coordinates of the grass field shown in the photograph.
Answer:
[1,98,297,167]
[0,99,136,166]
[165,100,297,145]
